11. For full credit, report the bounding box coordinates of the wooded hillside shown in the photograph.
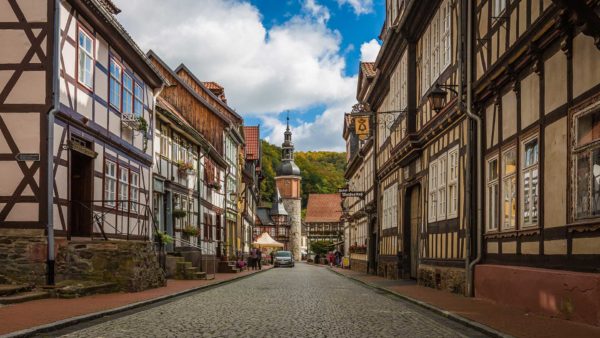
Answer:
[259,140,346,212]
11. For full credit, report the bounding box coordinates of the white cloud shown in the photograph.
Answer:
[113,0,356,151]
[359,38,381,62]
[337,0,373,15]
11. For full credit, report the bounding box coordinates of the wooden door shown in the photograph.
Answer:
[70,152,93,236]
[408,186,421,279]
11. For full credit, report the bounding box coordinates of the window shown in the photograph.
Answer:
[440,1,451,70]
[109,59,122,109]
[428,160,438,222]
[134,83,143,117]
[431,15,439,83]
[502,148,517,229]
[447,147,459,218]
[521,137,539,226]
[382,183,398,229]
[429,145,459,223]
[437,154,447,220]
[486,157,499,231]
[130,172,139,213]
[173,134,180,162]
[122,73,133,115]
[104,160,117,207]
[118,167,129,211]
[574,108,600,219]
[493,0,507,17]
[77,28,93,88]
[160,125,169,157]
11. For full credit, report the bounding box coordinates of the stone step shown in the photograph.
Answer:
[54,282,118,299]
[193,272,207,280]
[0,291,49,305]
[0,284,32,297]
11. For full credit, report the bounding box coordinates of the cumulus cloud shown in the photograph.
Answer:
[337,0,373,15]
[360,38,381,62]
[113,0,356,151]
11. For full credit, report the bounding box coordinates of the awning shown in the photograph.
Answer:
[252,232,284,248]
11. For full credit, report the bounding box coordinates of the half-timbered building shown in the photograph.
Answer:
[366,0,469,289]
[0,0,166,286]
[255,189,291,250]
[148,53,229,265]
[305,194,343,245]
[473,0,600,326]
[242,125,261,255]
[343,62,377,273]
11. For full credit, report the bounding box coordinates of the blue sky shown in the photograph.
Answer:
[114,0,384,151]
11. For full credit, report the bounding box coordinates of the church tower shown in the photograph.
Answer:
[275,116,302,261]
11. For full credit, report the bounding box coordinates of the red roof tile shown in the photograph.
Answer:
[244,126,260,160]
[305,194,342,223]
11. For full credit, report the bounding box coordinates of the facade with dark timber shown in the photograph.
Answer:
[344,0,600,327]
[0,0,164,284]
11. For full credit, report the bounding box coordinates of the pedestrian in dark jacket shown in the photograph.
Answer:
[249,248,257,270]
[256,249,263,270]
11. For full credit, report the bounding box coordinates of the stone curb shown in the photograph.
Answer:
[327,268,514,338]
[2,269,272,338]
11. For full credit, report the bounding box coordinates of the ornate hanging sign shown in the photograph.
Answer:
[354,116,370,140]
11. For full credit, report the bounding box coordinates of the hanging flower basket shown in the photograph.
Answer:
[176,161,194,176]
[172,209,187,219]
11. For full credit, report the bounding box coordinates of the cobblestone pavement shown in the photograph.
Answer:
[58,264,488,338]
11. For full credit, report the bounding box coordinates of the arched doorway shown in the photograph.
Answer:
[404,185,421,279]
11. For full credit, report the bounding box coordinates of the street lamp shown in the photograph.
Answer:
[427,83,459,113]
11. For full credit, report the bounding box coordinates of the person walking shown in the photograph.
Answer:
[256,249,263,270]
[335,250,342,267]
[270,250,275,265]
[249,248,257,270]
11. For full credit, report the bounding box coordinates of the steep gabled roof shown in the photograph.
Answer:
[305,194,342,223]
[360,62,376,78]
[243,126,260,161]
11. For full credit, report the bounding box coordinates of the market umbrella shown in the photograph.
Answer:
[252,232,284,248]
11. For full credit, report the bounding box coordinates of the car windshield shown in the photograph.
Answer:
[275,251,291,258]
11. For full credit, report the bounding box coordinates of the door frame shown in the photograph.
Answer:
[403,183,421,279]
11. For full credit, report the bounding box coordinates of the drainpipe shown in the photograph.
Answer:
[45,0,61,286]
[463,0,483,297]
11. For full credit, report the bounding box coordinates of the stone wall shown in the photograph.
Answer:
[350,259,368,274]
[283,198,302,261]
[418,264,465,295]
[377,255,400,279]
[0,229,47,285]
[55,240,166,292]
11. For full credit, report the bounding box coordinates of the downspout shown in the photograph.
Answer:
[46,0,61,286]
[464,0,483,297]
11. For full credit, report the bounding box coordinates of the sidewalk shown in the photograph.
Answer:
[329,266,600,338]
[0,267,271,337]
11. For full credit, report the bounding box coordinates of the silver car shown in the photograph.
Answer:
[273,251,295,267]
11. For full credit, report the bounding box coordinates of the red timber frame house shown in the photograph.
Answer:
[0,0,164,286]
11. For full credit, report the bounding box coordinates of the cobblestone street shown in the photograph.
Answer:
[57,264,487,338]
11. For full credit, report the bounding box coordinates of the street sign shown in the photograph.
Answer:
[15,153,40,162]
[341,191,365,198]
[338,188,349,193]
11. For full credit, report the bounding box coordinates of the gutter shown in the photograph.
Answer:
[463,0,483,297]
[45,0,61,286]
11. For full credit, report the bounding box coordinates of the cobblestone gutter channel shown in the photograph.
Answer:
[2,269,271,338]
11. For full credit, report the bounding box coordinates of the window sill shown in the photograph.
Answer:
[484,227,540,239]
[566,219,600,233]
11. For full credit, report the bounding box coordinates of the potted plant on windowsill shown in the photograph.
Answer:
[209,182,222,190]
[172,209,187,219]
[176,161,194,177]
[155,230,174,245]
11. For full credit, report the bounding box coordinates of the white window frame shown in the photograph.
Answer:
[440,0,452,70]
[160,125,169,157]
[118,167,129,211]
[122,73,133,115]
[109,59,122,110]
[104,160,117,207]
[134,83,143,117]
[437,153,447,220]
[428,159,438,223]
[501,147,517,230]
[493,0,507,17]
[130,171,139,213]
[486,155,499,232]
[520,135,539,227]
[77,28,93,89]
[447,146,459,218]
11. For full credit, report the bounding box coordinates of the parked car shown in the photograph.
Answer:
[273,251,294,268]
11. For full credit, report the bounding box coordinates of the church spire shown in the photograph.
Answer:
[282,111,294,160]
